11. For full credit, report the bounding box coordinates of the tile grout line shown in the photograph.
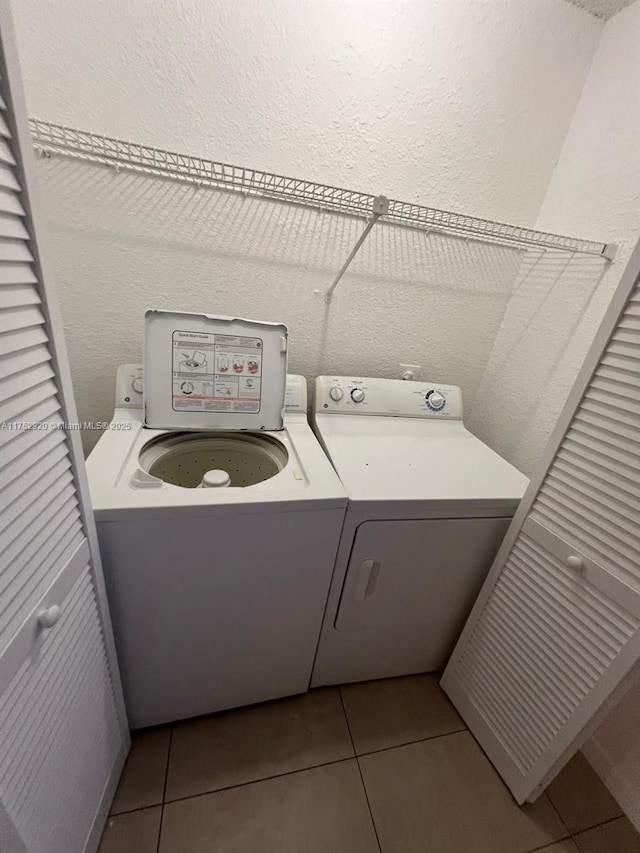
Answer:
[338,687,384,853]
[521,833,573,853]
[570,813,632,840]
[516,804,631,853]
[111,724,471,813]
[156,725,174,853]
[356,726,467,759]
[161,755,356,807]
[544,787,573,842]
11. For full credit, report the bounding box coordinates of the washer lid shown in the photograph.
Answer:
[144,309,288,431]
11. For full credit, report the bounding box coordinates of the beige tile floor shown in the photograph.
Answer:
[98,674,640,853]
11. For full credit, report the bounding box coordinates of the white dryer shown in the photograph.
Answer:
[310,376,528,687]
[86,312,346,728]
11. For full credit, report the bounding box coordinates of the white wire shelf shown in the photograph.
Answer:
[29,118,613,262]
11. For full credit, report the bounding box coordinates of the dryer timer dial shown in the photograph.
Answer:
[350,388,365,403]
[426,390,445,410]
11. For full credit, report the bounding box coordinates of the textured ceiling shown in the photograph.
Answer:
[563,0,637,19]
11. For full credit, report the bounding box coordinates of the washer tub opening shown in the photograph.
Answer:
[138,432,288,488]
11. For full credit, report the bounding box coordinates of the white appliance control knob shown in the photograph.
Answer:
[132,376,143,394]
[428,391,445,410]
[329,387,344,401]
[350,388,365,403]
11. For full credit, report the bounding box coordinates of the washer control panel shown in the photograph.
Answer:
[315,376,463,419]
[283,374,307,412]
[116,363,144,408]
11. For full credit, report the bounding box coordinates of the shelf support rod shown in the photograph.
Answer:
[326,195,389,302]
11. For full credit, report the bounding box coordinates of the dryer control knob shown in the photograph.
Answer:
[329,387,344,401]
[428,391,445,410]
[350,388,365,403]
[132,376,143,394]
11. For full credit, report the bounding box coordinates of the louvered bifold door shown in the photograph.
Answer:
[441,239,640,805]
[0,4,128,852]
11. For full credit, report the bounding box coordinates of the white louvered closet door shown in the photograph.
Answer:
[0,3,129,852]
[441,239,640,804]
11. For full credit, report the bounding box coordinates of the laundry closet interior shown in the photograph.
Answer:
[1,0,639,851]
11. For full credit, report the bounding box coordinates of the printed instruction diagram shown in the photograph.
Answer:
[172,330,263,413]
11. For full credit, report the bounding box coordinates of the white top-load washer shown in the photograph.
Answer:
[86,311,346,728]
[310,375,528,687]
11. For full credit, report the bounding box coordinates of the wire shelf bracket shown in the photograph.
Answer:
[29,118,617,301]
[325,195,389,302]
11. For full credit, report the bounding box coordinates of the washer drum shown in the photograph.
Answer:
[138,432,289,488]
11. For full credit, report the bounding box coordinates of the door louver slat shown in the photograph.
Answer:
[618,314,640,331]
[0,212,27,240]
[0,342,50,379]
[0,390,59,450]
[0,323,48,357]
[555,448,639,501]
[0,162,20,191]
[570,419,640,465]
[0,261,36,285]
[592,372,640,400]
[0,359,53,402]
[1,428,68,507]
[0,480,77,562]
[0,303,43,333]
[539,478,638,542]
[0,138,16,165]
[574,408,639,446]
[0,412,63,482]
[0,238,33,262]
[2,378,58,421]
[0,281,40,308]
[0,458,72,536]
[0,187,24,216]
[600,351,640,375]
[586,386,640,417]
[1,502,81,599]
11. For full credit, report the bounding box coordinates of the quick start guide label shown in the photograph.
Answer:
[172,330,262,413]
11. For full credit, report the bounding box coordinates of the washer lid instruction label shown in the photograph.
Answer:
[172,330,263,413]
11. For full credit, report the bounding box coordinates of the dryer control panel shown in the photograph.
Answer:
[315,376,463,419]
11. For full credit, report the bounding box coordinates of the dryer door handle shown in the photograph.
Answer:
[353,560,381,604]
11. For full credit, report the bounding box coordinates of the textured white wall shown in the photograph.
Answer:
[15,0,601,223]
[13,0,604,451]
[469,0,640,475]
[31,157,521,450]
[469,0,640,825]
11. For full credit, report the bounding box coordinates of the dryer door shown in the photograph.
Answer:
[335,518,510,662]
